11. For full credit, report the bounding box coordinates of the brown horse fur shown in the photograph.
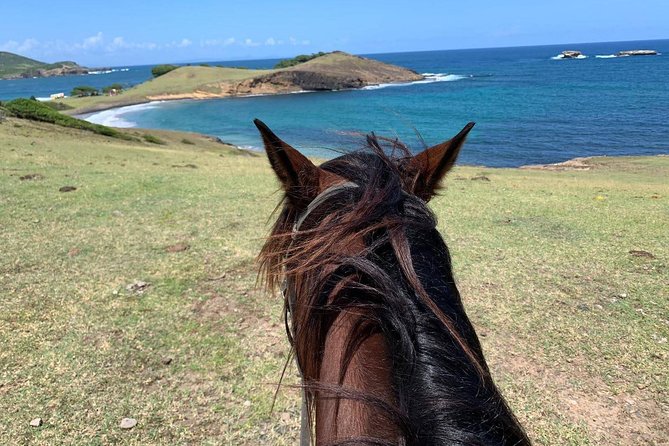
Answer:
[256,119,530,445]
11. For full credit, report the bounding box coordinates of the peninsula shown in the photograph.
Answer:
[0,51,90,80]
[63,51,423,115]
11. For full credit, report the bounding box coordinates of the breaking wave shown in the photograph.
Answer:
[362,73,472,90]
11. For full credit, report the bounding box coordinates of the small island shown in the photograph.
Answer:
[0,51,94,80]
[554,50,587,59]
[61,51,423,115]
[616,49,658,57]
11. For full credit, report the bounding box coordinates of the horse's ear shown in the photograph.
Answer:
[405,122,475,201]
[254,119,324,207]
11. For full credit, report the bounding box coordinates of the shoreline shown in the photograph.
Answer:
[67,71,465,116]
[77,99,669,169]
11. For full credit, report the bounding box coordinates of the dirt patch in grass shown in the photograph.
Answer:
[520,157,593,171]
[499,353,668,445]
[165,242,190,253]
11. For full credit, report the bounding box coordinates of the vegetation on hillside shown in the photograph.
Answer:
[273,51,328,68]
[102,83,124,94]
[151,64,179,78]
[71,85,100,97]
[3,98,133,140]
[0,51,84,79]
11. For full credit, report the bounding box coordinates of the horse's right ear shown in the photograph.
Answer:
[254,119,323,207]
[404,122,475,201]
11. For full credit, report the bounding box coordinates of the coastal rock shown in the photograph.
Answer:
[616,50,658,57]
[520,157,592,171]
[561,50,584,59]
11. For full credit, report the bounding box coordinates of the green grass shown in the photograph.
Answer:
[3,98,134,140]
[1,118,667,445]
[142,134,166,145]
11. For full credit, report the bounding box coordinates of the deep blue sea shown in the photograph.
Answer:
[2,40,668,167]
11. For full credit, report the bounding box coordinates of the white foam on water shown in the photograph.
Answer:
[595,54,618,59]
[551,54,588,60]
[88,68,128,75]
[84,102,163,128]
[362,73,470,90]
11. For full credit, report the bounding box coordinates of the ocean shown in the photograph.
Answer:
[2,40,668,167]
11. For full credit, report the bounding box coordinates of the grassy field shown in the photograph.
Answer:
[1,117,667,445]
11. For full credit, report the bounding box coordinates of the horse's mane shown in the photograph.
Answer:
[259,136,530,445]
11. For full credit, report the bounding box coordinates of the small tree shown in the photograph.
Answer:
[273,52,327,69]
[71,86,99,97]
[151,64,179,78]
[102,83,124,94]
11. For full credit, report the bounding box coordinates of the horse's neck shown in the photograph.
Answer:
[316,309,400,444]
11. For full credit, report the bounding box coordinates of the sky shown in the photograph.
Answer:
[1,0,667,66]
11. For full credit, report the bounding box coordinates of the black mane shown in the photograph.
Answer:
[261,136,531,445]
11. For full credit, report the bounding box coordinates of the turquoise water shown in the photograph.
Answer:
[3,40,668,166]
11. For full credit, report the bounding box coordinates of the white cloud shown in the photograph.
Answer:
[288,37,311,46]
[0,38,40,53]
[81,32,103,49]
[177,38,192,48]
[107,36,158,51]
[201,37,236,47]
[242,38,261,47]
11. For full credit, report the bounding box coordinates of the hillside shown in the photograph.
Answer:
[1,116,667,444]
[0,51,88,79]
[64,51,422,114]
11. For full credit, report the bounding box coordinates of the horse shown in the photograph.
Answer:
[255,119,531,446]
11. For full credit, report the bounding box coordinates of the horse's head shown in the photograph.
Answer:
[254,117,474,303]
[255,119,530,445]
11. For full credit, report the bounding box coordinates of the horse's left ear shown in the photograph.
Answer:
[404,122,475,201]
[254,119,325,207]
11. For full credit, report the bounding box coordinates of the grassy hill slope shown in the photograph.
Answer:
[1,117,667,444]
[63,52,421,114]
[0,51,84,79]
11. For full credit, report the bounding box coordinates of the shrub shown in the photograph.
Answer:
[4,98,134,140]
[180,138,195,145]
[142,134,166,145]
[274,52,327,69]
[102,83,124,94]
[42,101,74,111]
[151,64,179,78]
[71,86,99,97]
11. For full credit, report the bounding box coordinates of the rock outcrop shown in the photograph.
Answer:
[561,50,584,59]
[616,50,658,57]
